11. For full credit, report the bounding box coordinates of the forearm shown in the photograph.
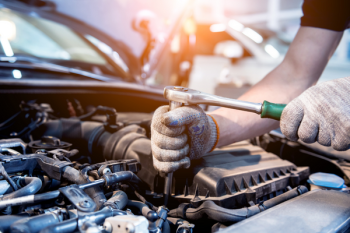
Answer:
[210,62,313,147]
[209,27,343,147]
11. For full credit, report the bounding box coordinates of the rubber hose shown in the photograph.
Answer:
[0,177,42,201]
[0,214,30,233]
[103,171,142,186]
[106,190,128,210]
[0,163,18,191]
[162,220,171,233]
[39,218,78,233]
[62,166,106,210]
[175,186,308,224]
[10,212,61,233]
[127,200,152,217]
[39,207,127,233]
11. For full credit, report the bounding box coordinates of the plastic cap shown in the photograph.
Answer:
[308,172,345,189]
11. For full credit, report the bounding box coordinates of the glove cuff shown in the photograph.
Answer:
[206,115,219,153]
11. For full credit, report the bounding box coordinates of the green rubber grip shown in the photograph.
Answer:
[261,101,286,120]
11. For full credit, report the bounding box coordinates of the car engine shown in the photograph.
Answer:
[0,100,350,233]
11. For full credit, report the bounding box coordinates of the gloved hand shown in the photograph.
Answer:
[281,77,350,151]
[151,105,218,173]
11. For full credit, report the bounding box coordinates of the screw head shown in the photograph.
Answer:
[79,200,91,208]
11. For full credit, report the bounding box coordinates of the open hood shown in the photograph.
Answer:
[1,0,192,80]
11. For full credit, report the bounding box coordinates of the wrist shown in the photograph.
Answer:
[206,114,220,152]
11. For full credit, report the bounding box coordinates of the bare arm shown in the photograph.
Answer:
[210,26,343,147]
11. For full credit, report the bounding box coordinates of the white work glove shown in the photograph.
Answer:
[281,77,350,151]
[151,105,218,173]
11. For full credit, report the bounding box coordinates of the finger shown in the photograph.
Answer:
[153,155,191,173]
[297,116,318,143]
[151,129,187,150]
[332,136,350,151]
[152,105,185,136]
[151,141,189,162]
[317,121,331,147]
[162,105,206,127]
[280,99,304,141]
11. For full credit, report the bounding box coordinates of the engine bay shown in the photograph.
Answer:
[1,97,350,233]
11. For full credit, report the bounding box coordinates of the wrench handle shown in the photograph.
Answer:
[261,101,286,120]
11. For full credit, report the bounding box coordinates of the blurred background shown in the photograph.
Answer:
[157,0,350,98]
[0,0,349,99]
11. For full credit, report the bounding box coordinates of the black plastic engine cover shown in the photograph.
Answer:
[173,141,309,208]
[222,189,350,233]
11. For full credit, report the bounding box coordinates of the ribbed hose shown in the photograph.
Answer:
[169,186,308,224]
[0,177,42,201]
[62,166,106,210]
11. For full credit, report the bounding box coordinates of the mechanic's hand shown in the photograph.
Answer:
[151,105,218,173]
[281,77,350,151]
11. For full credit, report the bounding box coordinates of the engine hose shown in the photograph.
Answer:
[39,207,127,233]
[62,166,106,210]
[162,220,171,233]
[104,190,128,210]
[103,171,142,186]
[127,200,153,217]
[0,214,30,233]
[0,177,42,201]
[0,162,18,191]
[38,218,78,233]
[10,212,63,233]
[169,186,308,224]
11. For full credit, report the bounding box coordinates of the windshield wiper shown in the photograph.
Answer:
[0,56,114,82]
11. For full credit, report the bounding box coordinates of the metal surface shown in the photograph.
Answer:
[59,184,96,212]
[164,86,262,114]
[164,98,183,206]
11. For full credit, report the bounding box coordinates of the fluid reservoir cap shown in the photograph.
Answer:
[308,172,345,189]
[28,136,72,153]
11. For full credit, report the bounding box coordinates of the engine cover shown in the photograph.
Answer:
[173,141,309,208]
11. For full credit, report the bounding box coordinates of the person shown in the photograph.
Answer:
[151,0,350,173]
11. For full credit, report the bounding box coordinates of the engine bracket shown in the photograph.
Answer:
[59,184,96,212]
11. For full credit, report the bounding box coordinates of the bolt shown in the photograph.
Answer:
[103,222,112,233]
[103,168,112,175]
[79,200,91,208]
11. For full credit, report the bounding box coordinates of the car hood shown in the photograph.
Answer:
[1,0,191,80]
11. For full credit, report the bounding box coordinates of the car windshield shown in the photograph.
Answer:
[0,8,128,80]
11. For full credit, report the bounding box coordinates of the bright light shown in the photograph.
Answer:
[183,18,196,35]
[170,34,180,53]
[210,24,226,32]
[265,44,280,58]
[0,36,14,56]
[12,69,22,79]
[242,28,263,44]
[228,20,244,32]
[0,20,16,40]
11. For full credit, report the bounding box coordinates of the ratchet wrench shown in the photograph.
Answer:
[162,86,286,206]
[164,86,287,120]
